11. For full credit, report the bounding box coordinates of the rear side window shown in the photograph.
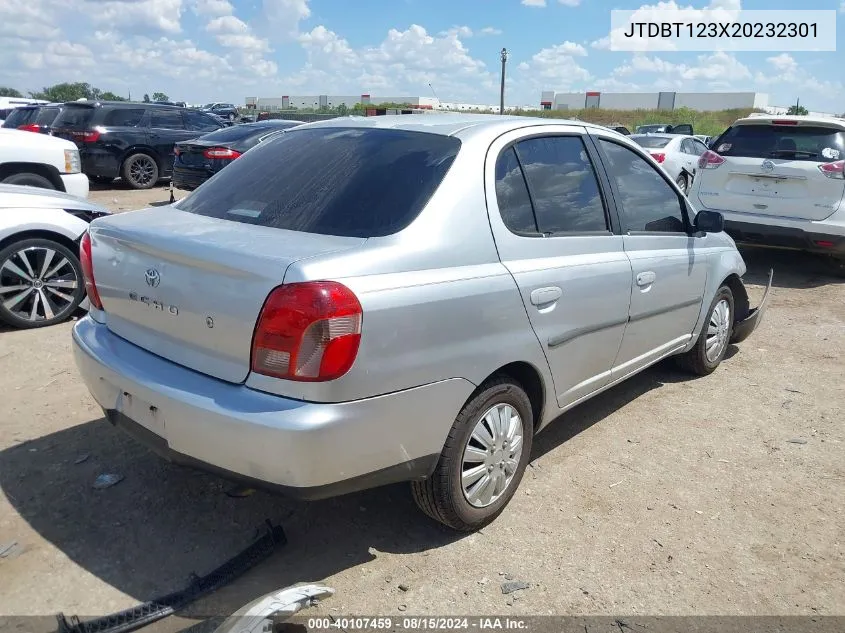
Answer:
[714,124,845,162]
[150,109,185,129]
[515,136,608,234]
[179,127,461,238]
[102,108,146,127]
[495,147,537,235]
[53,106,94,128]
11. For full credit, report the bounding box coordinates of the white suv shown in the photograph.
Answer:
[689,115,845,269]
[0,128,89,199]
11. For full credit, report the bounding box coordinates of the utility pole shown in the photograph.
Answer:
[499,48,508,115]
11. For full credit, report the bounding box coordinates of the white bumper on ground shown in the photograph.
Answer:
[71,316,474,498]
[60,173,89,200]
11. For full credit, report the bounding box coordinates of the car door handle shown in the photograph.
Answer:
[636,271,656,287]
[530,286,562,306]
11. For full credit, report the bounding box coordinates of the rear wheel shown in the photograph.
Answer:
[676,285,734,376]
[675,172,689,194]
[411,377,533,531]
[0,238,85,329]
[122,153,158,189]
[2,172,55,190]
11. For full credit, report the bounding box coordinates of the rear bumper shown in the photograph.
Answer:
[80,148,122,179]
[60,173,90,199]
[71,317,473,499]
[172,166,211,191]
[715,210,845,258]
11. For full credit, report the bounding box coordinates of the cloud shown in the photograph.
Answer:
[261,0,311,36]
[767,53,798,73]
[522,0,546,6]
[206,15,248,34]
[558,0,581,5]
[440,26,473,38]
[517,42,591,87]
[86,0,185,34]
[612,51,751,83]
[479,27,503,36]
[192,0,233,15]
[0,0,60,40]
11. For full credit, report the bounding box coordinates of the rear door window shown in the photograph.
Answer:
[149,109,185,130]
[103,108,146,127]
[714,124,845,162]
[514,136,609,234]
[183,110,221,132]
[34,107,60,126]
[494,147,538,235]
[178,127,461,238]
[53,106,95,129]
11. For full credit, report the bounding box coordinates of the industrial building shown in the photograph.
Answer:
[539,91,769,112]
[245,94,510,112]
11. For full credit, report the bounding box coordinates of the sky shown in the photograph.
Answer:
[0,0,843,111]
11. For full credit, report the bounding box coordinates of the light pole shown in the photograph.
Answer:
[499,48,508,115]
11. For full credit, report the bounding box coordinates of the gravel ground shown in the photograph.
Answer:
[0,184,842,630]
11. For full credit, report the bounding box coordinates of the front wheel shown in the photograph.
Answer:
[122,153,159,190]
[0,238,85,329]
[411,377,533,531]
[2,172,55,190]
[676,285,734,376]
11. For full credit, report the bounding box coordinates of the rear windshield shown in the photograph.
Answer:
[194,123,295,144]
[53,105,95,129]
[713,124,845,162]
[631,135,672,149]
[179,127,461,238]
[2,108,37,128]
[35,107,60,126]
[637,125,668,133]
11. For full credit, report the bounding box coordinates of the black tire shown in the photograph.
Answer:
[228,112,236,121]
[411,376,533,531]
[121,153,159,190]
[0,238,85,329]
[676,285,735,376]
[819,256,845,278]
[675,172,689,194]
[2,172,55,190]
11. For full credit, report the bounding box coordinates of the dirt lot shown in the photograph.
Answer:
[0,184,842,629]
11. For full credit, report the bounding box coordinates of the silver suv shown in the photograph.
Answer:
[72,115,769,531]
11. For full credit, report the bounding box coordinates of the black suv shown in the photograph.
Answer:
[1,104,63,134]
[200,103,239,121]
[51,101,224,189]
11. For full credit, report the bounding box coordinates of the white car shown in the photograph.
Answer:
[0,184,110,328]
[629,133,709,194]
[0,129,89,199]
[689,115,845,271]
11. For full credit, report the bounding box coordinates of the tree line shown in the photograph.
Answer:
[0,83,169,104]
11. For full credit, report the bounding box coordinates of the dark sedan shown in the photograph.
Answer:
[172,120,303,190]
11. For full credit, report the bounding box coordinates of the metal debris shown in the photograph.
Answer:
[501,581,530,595]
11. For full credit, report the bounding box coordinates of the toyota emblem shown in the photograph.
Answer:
[145,268,161,288]
[761,160,775,173]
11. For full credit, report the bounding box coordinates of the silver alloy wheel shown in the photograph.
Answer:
[705,298,731,362]
[461,403,524,508]
[0,246,79,323]
[128,155,156,187]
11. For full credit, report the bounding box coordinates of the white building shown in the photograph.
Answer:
[539,91,769,112]
[245,94,523,113]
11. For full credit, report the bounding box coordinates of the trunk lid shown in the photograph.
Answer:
[697,121,845,221]
[89,207,366,383]
[175,139,225,168]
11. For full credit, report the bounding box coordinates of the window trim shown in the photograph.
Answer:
[590,134,693,236]
[493,132,620,239]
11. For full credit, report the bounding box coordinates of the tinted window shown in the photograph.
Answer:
[599,140,686,233]
[672,124,693,135]
[103,108,145,127]
[53,106,94,128]
[184,110,221,132]
[35,107,60,126]
[713,124,845,162]
[179,127,461,238]
[194,123,291,145]
[495,147,537,235]
[632,135,671,149]
[515,136,607,234]
[1,108,36,127]
[149,109,185,129]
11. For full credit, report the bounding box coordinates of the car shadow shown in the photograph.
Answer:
[737,246,842,289]
[0,353,736,625]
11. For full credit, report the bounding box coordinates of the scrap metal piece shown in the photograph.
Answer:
[212,584,334,633]
[55,521,286,633]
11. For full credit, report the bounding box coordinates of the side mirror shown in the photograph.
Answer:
[694,210,725,234]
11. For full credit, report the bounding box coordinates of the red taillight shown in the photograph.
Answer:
[698,150,726,170]
[18,124,40,133]
[251,281,362,382]
[203,147,241,159]
[818,160,845,180]
[174,146,181,156]
[72,130,100,143]
[79,232,103,310]
[771,119,799,126]
[650,152,666,163]
[814,240,835,249]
